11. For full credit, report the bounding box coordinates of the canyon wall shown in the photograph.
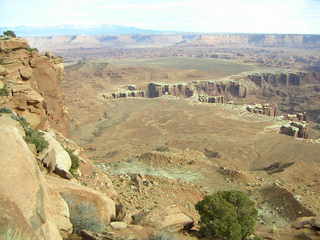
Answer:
[0,38,117,240]
[26,34,320,50]
[0,38,69,134]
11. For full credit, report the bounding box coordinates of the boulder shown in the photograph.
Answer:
[43,131,73,179]
[0,65,8,76]
[293,217,320,230]
[110,222,128,230]
[135,205,194,232]
[0,125,62,240]
[47,187,73,237]
[0,38,29,51]
[19,66,33,80]
[47,176,116,233]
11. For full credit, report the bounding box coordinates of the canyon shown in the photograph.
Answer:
[1,33,320,240]
[26,34,320,51]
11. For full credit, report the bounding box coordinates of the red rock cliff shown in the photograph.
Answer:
[0,37,69,135]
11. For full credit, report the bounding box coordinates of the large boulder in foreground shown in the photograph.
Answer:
[42,131,73,179]
[47,176,116,233]
[135,205,194,232]
[0,125,62,240]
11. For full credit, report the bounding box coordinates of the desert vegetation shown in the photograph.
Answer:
[12,114,48,153]
[0,84,9,96]
[196,191,258,240]
[66,148,80,176]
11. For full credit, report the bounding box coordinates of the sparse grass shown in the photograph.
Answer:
[26,47,38,53]
[11,114,48,153]
[155,146,170,152]
[204,148,221,158]
[0,228,30,240]
[62,199,104,234]
[66,148,80,176]
[0,84,9,96]
[0,107,12,113]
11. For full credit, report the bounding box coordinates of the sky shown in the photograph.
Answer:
[1,0,320,34]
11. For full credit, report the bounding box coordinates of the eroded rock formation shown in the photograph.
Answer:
[0,38,117,240]
[0,38,68,134]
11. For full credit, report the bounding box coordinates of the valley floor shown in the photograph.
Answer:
[70,97,320,235]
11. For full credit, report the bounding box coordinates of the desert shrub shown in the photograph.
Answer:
[62,199,104,234]
[65,148,80,175]
[0,107,12,113]
[0,228,29,240]
[0,84,9,96]
[24,128,49,153]
[150,232,180,240]
[155,146,170,152]
[12,115,48,153]
[195,190,258,240]
[204,148,221,158]
[26,47,38,53]
[3,30,16,38]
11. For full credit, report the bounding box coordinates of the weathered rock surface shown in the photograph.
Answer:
[0,38,68,134]
[47,176,116,233]
[135,205,194,232]
[292,216,320,230]
[0,125,63,240]
[47,187,73,237]
[42,131,73,179]
[0,38,29,51]
[110,222,128,230]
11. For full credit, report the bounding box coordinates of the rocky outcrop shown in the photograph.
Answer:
[134,205,194,232]
[198,95,225,103]
[0,114,117,239]
[0,124,63,240]
[26,34,320,51]
[247,72,306,88]
[146,80,247,99]
[0,38,29,51]
[42,131,73,179]
[280,121,309,139]
[47,176,116,234]
[0,37,118,240]
[246,103,277,117]
[0,38,68,134]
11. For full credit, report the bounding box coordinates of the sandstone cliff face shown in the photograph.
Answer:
[26,34,320,50]
[0,38,68,134]
[0,38,117,240]
[146,80,247,99]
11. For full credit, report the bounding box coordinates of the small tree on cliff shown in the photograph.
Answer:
[3,30,16,38]
[195,190,258,240]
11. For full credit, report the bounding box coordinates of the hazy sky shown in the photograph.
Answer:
[1,0,320,34]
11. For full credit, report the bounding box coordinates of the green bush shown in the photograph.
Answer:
[12,115,48,153]
[61,199,104,234]
[66,148,80,175]
[3,30,16,38]
[195,191,258,240]
[0,107,12,113]
[24,128,49,153]
[26,47,38,53]
[0,84,9,96]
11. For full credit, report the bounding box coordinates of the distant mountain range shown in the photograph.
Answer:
[0,24,176,36]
